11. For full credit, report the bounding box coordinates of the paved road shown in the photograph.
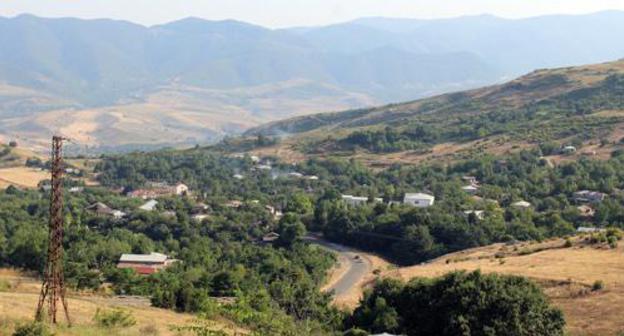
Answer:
[306,236,373,298]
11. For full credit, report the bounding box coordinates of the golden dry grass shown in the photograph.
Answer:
[384,237,624,336]
[0,269,242,336]
[0,167,49,189]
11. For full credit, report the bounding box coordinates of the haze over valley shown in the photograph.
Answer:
[2,11,624,150]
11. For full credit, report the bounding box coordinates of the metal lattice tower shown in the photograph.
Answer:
[36,135,71,325]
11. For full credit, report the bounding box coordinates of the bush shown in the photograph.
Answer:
[93,308,136,328]
[608,236,618,249]
[592,280,604,291]
[0,279,11,292]
[563,238,573,248]
[12,322,53,336]
[343,328,369,336]
[351,271,565,336]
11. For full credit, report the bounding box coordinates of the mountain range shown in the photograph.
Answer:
[2,11,624,150]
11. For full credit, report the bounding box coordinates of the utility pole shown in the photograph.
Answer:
[36,135,71,325]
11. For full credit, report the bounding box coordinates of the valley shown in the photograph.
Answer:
[2,6,624,336]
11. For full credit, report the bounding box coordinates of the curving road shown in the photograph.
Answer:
[306,235,373,299]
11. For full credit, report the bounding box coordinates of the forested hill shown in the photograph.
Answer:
[244,59,624,162]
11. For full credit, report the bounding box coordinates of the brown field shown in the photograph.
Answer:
[0,167,49,189]
[382,236,624,336]
[0,269,243,336]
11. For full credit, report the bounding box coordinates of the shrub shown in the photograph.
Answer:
[351,271,565,336]
[608,236,618,249]
[592,280,604,291]
[344,328,369,336]
[12,322,53,336]
[0,279,11,292]
[139,325,159,335]
[563,238,573,248]
[94,308,136,328]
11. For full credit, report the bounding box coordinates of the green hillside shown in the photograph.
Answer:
[244,59,624,163]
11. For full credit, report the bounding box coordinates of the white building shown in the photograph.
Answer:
[174,183,189,195]
[461,185,479,194]
[512,200,532,208]
[111,210,126,219]
[139,199,158,211]
[342,195,370,206]
[464,210,485,220]
[577,227,606,233]
[342,195,369,206]
[192,214,210,222]
[403,193,435,207]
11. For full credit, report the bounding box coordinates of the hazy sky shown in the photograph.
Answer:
[1,0,624,28]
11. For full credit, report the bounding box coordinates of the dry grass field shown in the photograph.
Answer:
[0,167,49,189]
[381,236,624,336]
[0,269,242,336]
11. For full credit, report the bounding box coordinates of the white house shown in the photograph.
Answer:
[139,199,158,211]
[342,195,369,206]
[192,214,210,222]
[174,183,189,195]
[561,145,577,154]
[577,227,606,233]
[111,210,126,219]
[403,193,435,207]
[461,185,479,194]
[512,200,532,208]
[464,210,485,220]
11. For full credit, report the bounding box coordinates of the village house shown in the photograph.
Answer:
[342,195,369,206]
[341,195,382,206]
[573,190,606,203]
[461,185,479,194]
[139,199,158,211]
[511,200,531,208]
[224,200,243,208]
[577,205,596,217]
[462,176,479,185]
[561,145,577,154]
[265,205,283,220]
[576,227,606,233]
[86,202,126,219]
[173,183,189,196]
[261,232,280,243]
[69,186,84,193]
[191,202,210,214]
[192,214,210,222]
[127,182,189,199]
[403,193,435,208]
[117,252,177,275]
[463,210,485,220]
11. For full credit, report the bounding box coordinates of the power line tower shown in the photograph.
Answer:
[36,135,71,325]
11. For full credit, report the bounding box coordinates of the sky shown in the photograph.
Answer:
[1,0,624,28]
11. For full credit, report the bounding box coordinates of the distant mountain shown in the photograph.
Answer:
[244,59,624,165]
[1,12,624,150]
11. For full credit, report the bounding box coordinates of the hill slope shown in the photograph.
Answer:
[4,12,624,150]
[245,59,624,165]
[384,236,624,336]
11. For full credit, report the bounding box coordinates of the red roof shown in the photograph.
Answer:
[133,266,158,275]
